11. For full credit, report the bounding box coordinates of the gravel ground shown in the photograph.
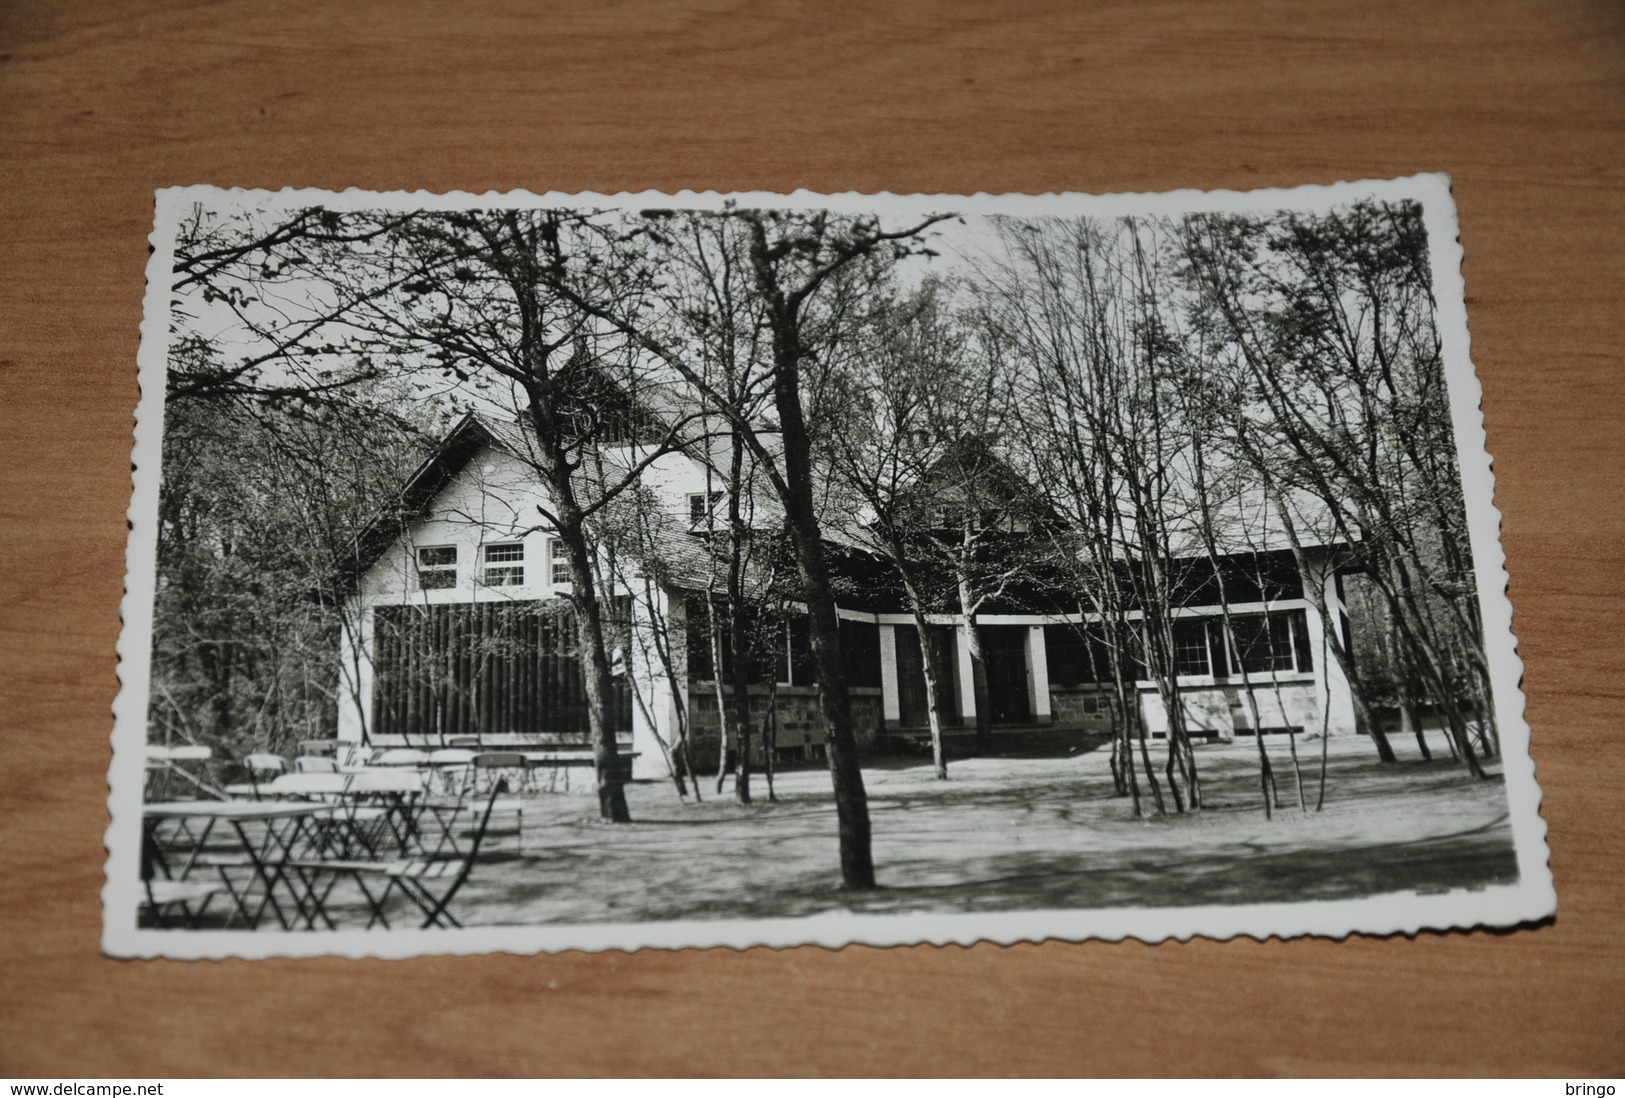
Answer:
[339,733,1520,929]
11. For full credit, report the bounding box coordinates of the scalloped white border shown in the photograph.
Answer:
[104,174,1555,960]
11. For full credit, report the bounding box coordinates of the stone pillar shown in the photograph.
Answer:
[1027,625,1052,722]
[879,623,901,728]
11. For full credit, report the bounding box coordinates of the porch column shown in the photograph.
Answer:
[1026,625,1052,722]
[956,625,978,725]
[335,598,372,746]
[628,583,674,780]
[1302,549,1357,736]
[878,624,901,728]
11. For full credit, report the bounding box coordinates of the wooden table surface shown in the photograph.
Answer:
[2,0,1621,1078]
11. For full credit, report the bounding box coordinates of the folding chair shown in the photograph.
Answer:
[144,744,221,801]
[258,772,388,860]
[225,753,289,799]
[140,878,224,928]
[427,749,475,797]
[347,769,433,855]
[295,755,338,774]
[139,827,223,928]
[469,753,527,854]
[292,785,506,930]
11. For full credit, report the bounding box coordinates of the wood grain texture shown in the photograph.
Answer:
[1,0,1621,1077]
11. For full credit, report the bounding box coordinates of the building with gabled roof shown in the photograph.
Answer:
[336,401,1362,780]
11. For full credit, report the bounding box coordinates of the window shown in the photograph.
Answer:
[1232,612,1298,674]
[788,616,815,686]
[480,542,524,586]
[688,491,725,528]
[548,539,572,585]
[1046,625,1142,685]
[1172,619,1213,676]
[841,619,881,688]
[415,545,457,590]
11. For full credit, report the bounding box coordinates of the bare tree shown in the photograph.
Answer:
[826,281,965,779]
[1179,204,1486,776]
[242,208,711,819]
[545,208,953,889]
[973,217,1204,811]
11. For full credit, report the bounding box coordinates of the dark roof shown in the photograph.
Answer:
[335,410,497,592]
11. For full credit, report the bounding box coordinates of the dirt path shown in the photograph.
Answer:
[389,737,1519,928]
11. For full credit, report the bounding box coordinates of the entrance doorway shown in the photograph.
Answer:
[980,625,1031,724]
[896,624,959,729]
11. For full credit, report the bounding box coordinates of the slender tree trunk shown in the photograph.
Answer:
[1138,617,1189,813]
[1399,680,1432,761]
[887,548,947,781]
[561,527,629,823]
[725,431,753,804]
[1273,502,1397,764]
[762,679,778,802]
[627,648,686,800]
[1190,440,1275,816]
[762,307,874,889]
[1103,617,1160,815]
[1135,701,1166,816]
[958,583,993,755]
[1382,557,1485,778]
[642,580,699,800]
[1107,718,1126,796]
[706,593,733,796]
[728,611,754,805]
[518,366,628,821]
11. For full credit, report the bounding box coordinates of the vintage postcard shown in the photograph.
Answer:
[105,175,1554,958]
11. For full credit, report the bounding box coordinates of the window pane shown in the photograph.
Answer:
[550,542,572,584]
[1290,608,1314,671]
[418,570,456,590]
[1044,625,1085,687]
[841,619,881,688]
[1207,619,1230,677]
[481,566,524,586]
[1234,613,1295,673]
[417,546,457,567]
[1172,619,1211,676]
[484,543,524,563]
[788,616,815,685]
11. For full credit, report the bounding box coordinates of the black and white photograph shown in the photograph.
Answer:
[106,176,1554,957]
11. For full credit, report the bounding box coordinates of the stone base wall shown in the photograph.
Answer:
[1051,678,1326,740]
[685,685,883,768]
[1049,687,1118,733]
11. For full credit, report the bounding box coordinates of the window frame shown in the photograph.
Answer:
[479,541,525,587]
[687,490,725,529]
[414,545,458,591]
[1230,612,1298,675]
[548,538,573,585]
[1171,618,1214,677]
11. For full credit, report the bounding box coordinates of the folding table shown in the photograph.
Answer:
[141,800,335,930]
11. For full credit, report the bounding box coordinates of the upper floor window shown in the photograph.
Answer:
[549,539,572,585]
[688,491,725,528]
[481,542,524,586]
[416,545,457,590]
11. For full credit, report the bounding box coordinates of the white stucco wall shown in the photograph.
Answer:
[336,439,713,780]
